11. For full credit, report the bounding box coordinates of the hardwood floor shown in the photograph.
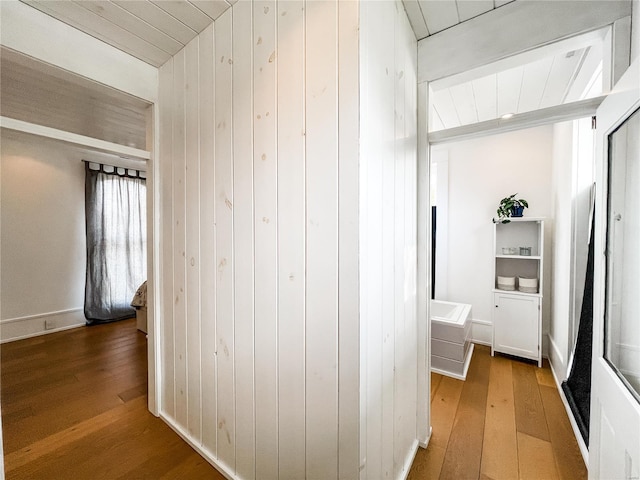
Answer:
[1,319,224,480]
[409,345,587,480]
[2,321,586,479]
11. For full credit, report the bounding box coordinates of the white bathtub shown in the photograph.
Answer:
[431,300,474,380]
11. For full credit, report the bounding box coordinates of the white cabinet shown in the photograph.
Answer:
[493,292,541,364]
[492,218,543,366]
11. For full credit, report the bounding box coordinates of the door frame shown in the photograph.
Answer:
[589,56,640,477]
[415,2,633,455]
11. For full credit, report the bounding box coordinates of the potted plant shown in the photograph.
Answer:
[495,193,528,223]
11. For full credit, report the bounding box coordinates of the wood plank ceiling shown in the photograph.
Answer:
[401,1,606,132]
[401,0,515,40]
[10,0,604,138]
[19,0,235,67]
[429,40,604,131]
[1,46,151,150]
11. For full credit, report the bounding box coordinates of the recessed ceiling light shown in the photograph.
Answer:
[501,113,515,120]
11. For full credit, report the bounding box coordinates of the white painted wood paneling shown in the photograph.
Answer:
[539,52,582,108]
[159,56,175,421]
[394,1,408,472]
[361,2,385,476]
[172,48,188,429]
[253,1,279,477]
[23,0,169,66]
[456,0,494,22]
[380,2,396,478]
[276,1,306,478]
[213,9,235,469]
[417,80,430,448]
[151,0,213,31]
[198,23,217,456]
[449,82,478,125]
[496,66,523,117]
[337,1,361,477]
[418,0,631,83]
[1,47,150,151]
[360,1,419,479]
[305,1,340,477]
[77,1,184,55]
[113,0,198,44]
[158,1,383,479]
[1,1,157,102]
[518,57,554,114]
[402,0,512,41]
[472,74,497,122]
[402,0,429,39]
[191,0,230,20]
[431,89,460,128]
[231,2,255,478]
[184,37,202,442]
[417,0,459,35]
[18,0,234,67]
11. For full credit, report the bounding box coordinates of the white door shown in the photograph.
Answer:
[590,58,640,479]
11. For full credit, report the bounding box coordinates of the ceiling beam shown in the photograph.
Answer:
[0,116,151,161]
[418,0,632,84]
[428,96,605,145]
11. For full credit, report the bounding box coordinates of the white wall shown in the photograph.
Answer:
[359,1,419,479]
[0,132,86,341]
[549,121,574,374]
[158,2,361,478]
[159,1,421,479]
[433,126,554,345]
[548,117,595,379]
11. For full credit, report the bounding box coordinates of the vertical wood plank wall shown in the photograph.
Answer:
[359,2,419,479]
[158,1,369,478]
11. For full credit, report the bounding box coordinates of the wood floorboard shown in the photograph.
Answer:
[439,345,490,480]
[407,443,446,480]
[480,353,518,480]
[517,431,560,480]
[408,345,586,480]
[539,385,588,480]
[535,359,556,388]
[429,375,464,449]
[1,319,225,480]
[512,360,550,441]
[430,372,443,403]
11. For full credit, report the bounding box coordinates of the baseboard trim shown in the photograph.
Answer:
[418,426,433,449]
[471,318,492,345]
[1,308,85,343]
[159,413,237,480]
[547,333,566,373]
[548,357,589,466]
[400,439,420,480]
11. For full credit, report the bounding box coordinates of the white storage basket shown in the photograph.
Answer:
[497,275,516,291]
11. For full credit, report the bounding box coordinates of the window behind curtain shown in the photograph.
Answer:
[84,163,147,324]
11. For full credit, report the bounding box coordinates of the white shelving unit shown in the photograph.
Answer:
[491,217,544,367]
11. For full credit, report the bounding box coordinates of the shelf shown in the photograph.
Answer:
[493,288,542,298]
[493,217,545,223]
[495,255,542,259]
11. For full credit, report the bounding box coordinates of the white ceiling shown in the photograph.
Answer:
[429,46,602,131]
[429,28,606,131]
[401,0,515,40]
[19,0,234,67]
[5,0,608,145]
[1,46,151,150]
[21,0,506,67]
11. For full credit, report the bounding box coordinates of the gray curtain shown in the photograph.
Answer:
[84,163,146,324]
